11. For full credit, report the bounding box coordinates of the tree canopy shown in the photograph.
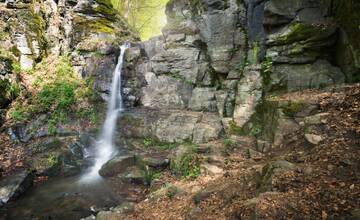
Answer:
[111,0,168,40]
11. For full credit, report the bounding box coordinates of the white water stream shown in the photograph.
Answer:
[81,43,130,182]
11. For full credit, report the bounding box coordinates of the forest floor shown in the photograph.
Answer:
[1,84,359,219]
[116,84,360,220]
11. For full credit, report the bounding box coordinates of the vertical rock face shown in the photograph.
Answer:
[121,0,358,143]
[0,0,138,103]
[1,0,358,144]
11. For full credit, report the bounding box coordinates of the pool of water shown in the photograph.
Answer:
[2,174,139,220]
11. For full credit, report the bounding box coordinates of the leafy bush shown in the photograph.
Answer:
[261,57,273,85]
[9,105,26,122]
[171,144,201,179]
[7,54,99,128]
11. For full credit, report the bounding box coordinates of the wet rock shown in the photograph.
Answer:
[351,209,360,220]
[30,152,62,176]
[81,215,96,220]
[99,155,135,177]
[119,166,146,185]
[96,211,122,220]
[68,141,85,159]
[109,201,135,214]
[0,171,35,206]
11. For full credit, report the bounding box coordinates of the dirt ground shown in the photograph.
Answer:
[117,84,360,220]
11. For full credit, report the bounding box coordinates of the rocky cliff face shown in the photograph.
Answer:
[0,0,138,110]
[0,0,138,177]
[120,0,359,145]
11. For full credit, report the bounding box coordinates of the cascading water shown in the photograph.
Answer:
[81,43,130,181]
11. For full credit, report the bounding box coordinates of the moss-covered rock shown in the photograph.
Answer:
[267,22,337,47]
[256,160,296,193]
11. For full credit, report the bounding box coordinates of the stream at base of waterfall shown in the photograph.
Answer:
[2,44,138,220]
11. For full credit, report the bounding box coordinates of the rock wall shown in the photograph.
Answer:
[0,0,138,109]
[120,0,359,144]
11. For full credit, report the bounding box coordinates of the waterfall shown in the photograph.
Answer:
[81,43,130,182]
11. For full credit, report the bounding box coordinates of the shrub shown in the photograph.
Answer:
[171,144,201,179]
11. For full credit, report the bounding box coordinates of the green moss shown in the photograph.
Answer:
[256,163,276,193]
[260,57,273,86]
[9,103,27,122]
[274,22,332,45]
[281,101,305,117]
[142,137,177,150]
[231,101,280,142]
[73,16,115,35]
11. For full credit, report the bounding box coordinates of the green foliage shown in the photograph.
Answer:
[249,41,260,65]
[261,57,272,85]
[228,47,239,57]
[47,118,57,135]
[249,125,262,137]
[6,82,21,100]
[141,167,161,186]
[187,0,203,16]
[11,63,21,73]
[143,138,154,148]
[282,102,305,117]
[222,138,235,156]
[171,144,201,179]
[166,184,179,199]
[76,107,97,124]
[223,138,234,149]
[229,120,245,136]
[168,72,184,80]
[37,81,77,111]
[47,154,58,166]
[7,55,97,127]
[143,137,177,150]
[112,0,168,40]
[9,103,26,122]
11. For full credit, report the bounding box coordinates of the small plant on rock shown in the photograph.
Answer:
[171,144,201,179]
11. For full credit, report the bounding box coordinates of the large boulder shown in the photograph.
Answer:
[141,72,193,109]
[0,171,35,206]
[269,60,345,92]
[99,155,135,177]
[233,65,262,127]
[118,109,223,144]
